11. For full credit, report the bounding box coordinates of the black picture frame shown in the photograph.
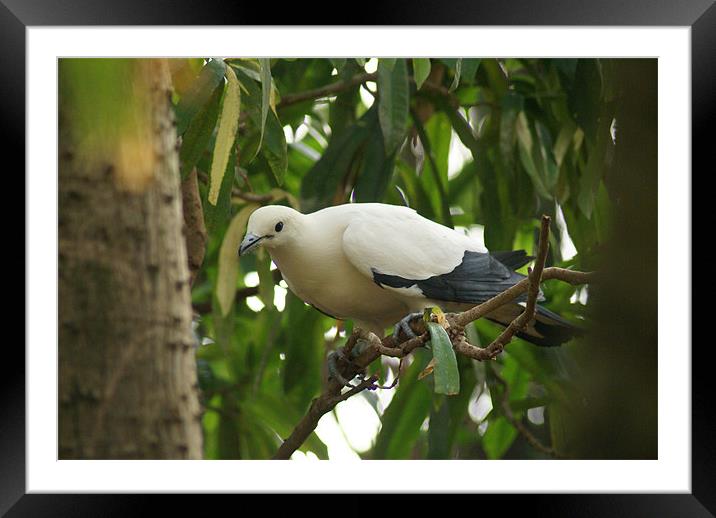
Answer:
[5,0,709,514]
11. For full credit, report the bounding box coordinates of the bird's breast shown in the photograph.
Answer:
[268,244,409,329]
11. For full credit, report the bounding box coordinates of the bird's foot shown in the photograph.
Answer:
[392,312,424,341]
[327,339,371,388]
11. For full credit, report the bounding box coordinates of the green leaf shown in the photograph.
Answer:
[427,322,460,395]
[256,248,275,310]
[168,58,204,98]
[427,397,451,458]
[379,58,396,72]
[482,357,531,459]
[241,393,328,459]
[372,351,432,459]
[535,120,560,191]
[231,66,288,185]
[553,121,577,168]
[397,161,437,222]
[482,59,508,97]
[217,393,241,459]
[175,59,226,136]
[578,115,610,218]
[482,416,518,459]
[227,60,262,82]
[498,92,523,169]
[353,131,395,203]
[179,82,223,179]
[419,111,454,227]
[569,59,602,143]
[460,58,482,84]
[262,110,289,185]
[329,61,361,141]
[329,58,346,72]
[202,395,221,459]
[203,144,238,235]
[477,154,518,251]
[412,58,431,90]
[449,58,462,92]
[240,420,280,460]
[377,58,409,154]
[281,293,325,409]
[300,107,378,211]
[515,111,551,199]
[208,65,241,205]
[257,58,272,158]
[216,204,259,316]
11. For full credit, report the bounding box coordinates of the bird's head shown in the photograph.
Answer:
[239,205,302,256]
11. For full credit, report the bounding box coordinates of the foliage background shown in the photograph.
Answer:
[173,57,653,460]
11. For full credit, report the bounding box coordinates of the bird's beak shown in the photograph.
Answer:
[239,232,264,256]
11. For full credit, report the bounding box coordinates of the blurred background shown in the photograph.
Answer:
[59,57,657,460]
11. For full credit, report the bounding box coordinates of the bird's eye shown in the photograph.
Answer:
[275,221,284,232]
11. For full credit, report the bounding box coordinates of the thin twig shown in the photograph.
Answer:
[232,190,273,203]
[491,364,567,459]
[277,72,377,108]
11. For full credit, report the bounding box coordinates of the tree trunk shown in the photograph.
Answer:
[58,59,203,459]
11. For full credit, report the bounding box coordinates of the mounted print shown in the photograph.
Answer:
[10,12,704,511]
[57,56,653,462]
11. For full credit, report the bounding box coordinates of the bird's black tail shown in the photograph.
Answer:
[486,303,584,347]
[524,305,584,347]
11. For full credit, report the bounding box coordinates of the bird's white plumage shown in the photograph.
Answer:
[341,204,485,280]
[243,203,494,335]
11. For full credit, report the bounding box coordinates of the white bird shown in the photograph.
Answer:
[239,203,577,346]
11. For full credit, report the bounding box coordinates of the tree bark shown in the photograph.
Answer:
[58,59,203,459]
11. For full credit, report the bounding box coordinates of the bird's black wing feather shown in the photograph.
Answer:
[373,250,533,305]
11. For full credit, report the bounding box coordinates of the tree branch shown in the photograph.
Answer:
[271,375,378,460]
[277,72,377,108]
[491,363,566,459]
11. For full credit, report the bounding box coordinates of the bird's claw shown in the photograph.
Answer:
[392,312,424,341]
[327,347,366,389]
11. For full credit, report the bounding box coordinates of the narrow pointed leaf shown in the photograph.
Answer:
[175,59,226,136]
[330,58,346,71]
[449,58,462,92]
[412,58,431,90]
[179,82,223,179]
[377,58,409,154]
[427,322,460,395]
[460,58,482,84]
[231,66,288,185]
[380,58,397,72]
[216,203,259,315]
[208,66,241,205]
[257,58,272,158]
